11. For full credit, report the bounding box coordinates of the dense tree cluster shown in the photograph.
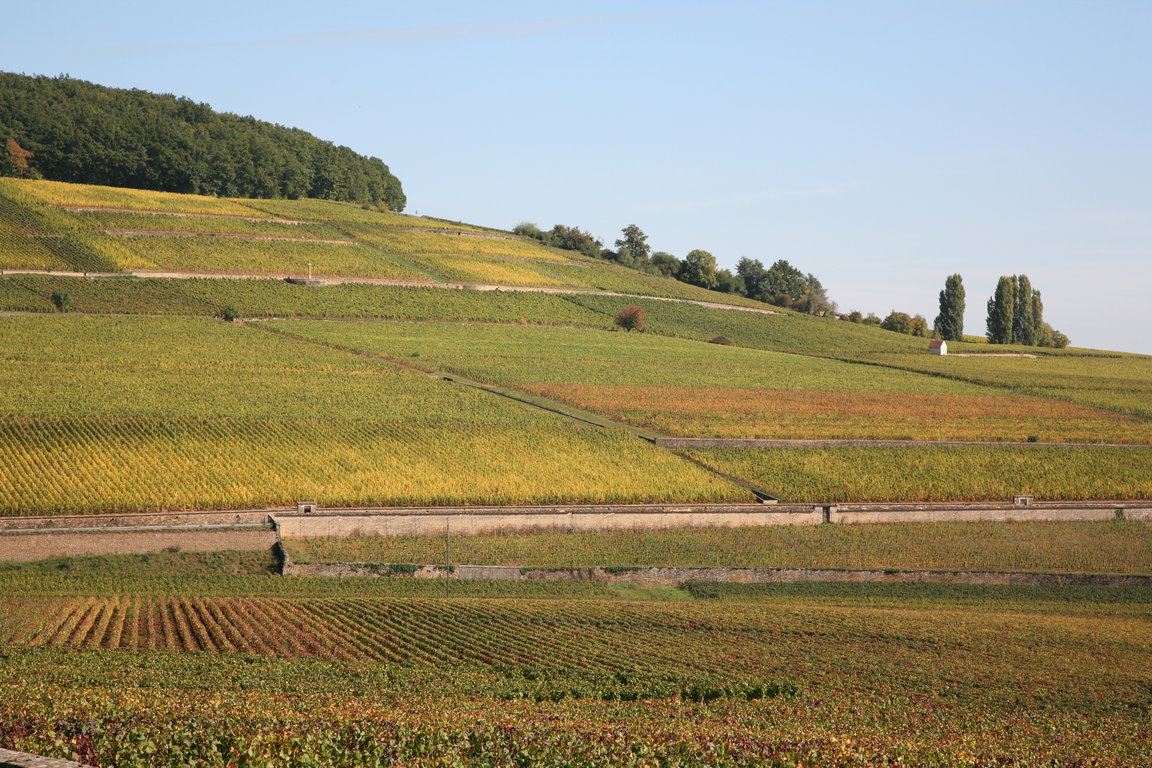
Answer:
[880,311,929,337]
[514,222,835,314]
[986,274,1068,347]
[512,223,602,258]
[0,73,405,210]
[735,257,833,314]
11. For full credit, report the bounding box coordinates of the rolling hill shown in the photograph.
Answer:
[0,176,1149,515]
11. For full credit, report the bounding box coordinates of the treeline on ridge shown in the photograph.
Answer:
[514,221,834,314]
[0,73,405,210]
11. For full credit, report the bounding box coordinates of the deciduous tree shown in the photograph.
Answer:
[614,225,650,265]
[911,314,929,337]
[614,304,646,332]
[650,252,680,277]
[882,311,914,335]
[680,249,719,290]
[4,138,35,178]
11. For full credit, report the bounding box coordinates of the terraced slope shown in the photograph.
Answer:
[0,178,774,307]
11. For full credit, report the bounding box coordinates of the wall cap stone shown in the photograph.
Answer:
[0,748,92,768]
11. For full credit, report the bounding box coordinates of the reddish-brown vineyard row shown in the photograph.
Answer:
[0,596,724,672]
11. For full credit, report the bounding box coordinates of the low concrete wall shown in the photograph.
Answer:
[657,438,1152,449]
[273,504,823,538]
[273,501,1152,539]
[829,502,1152,525]
[282,561,1152,588]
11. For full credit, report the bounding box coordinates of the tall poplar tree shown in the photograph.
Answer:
[1030,291,1045,345]
[1012,275,1038,345]
[986,276,1015,344]
[934,273,965,341]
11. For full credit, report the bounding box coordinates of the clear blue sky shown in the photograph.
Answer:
[5,1,1151,354]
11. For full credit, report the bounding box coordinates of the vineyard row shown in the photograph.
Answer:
[0,596,750,674]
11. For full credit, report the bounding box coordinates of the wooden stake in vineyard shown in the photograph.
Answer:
[445,515,451,598]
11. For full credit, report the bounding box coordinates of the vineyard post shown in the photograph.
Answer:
[445,514,450,598]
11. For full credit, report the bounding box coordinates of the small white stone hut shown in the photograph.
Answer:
[928,339,947,355]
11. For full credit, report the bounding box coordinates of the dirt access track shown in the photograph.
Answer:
[0,509,278,562]
[0,528,277,562]
[0,269,783,317]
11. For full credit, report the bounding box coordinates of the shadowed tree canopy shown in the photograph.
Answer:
[0,73,405,210]
[680,249,719,290]
[649,251,680,277]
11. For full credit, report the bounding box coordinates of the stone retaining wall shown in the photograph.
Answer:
[829,503,1152,525]
[0,748,91,768]
[0,509,279,532]
[273,501,1151,539]
[273,504,822,538]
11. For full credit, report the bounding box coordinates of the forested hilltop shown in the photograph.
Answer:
[0,73,405,210]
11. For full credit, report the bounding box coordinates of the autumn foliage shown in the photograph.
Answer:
[614,304,646,332]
